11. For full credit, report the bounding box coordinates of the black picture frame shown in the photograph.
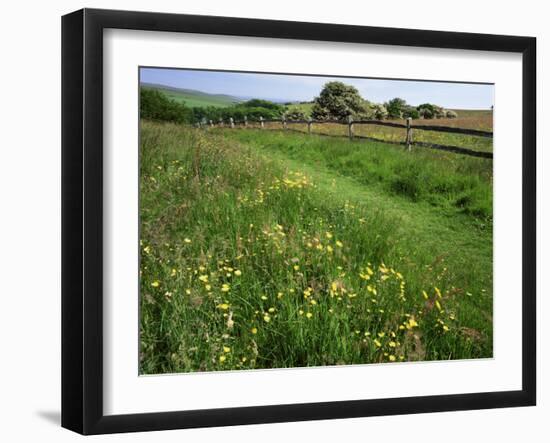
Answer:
[62,8,536,435]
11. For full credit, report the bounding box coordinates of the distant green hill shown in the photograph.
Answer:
[141,83,243,108]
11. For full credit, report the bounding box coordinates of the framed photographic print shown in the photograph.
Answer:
[61,8,536,435]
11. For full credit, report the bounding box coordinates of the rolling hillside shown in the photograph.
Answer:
[141,82,244,107]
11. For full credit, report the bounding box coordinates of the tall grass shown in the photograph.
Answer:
[226,129,493,220]
[140,121,492,374]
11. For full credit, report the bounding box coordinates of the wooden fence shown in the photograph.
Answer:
[198,116,493,159]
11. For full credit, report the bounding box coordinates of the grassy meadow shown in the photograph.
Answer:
[139,120,493,374]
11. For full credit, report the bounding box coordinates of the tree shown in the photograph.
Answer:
[140,88,193,123]
[285,109,307,121]
[311,81,367,121]
[371,104,388,120]
[417,103,445,119]
[385,97,408,119]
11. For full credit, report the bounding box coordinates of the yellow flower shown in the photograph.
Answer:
[407,318,419,329]
[205,284,212,291]
[261,295,268,300]
[221,284,230,292]
[151,281,160,287]
[268,307,275,313]
[374,339,382,347]
[184,238,191,244]
[389,355,396,362]
[263,314,271,323]
[277,292,284,299]
[217,303,230,310]
[298,310,304,316]
[435,300,442,311]
[389,341,397,347]
[325,232,333,239]
[327,245,333,253]
[435,287,442,298]
[422,290,429,299]
[293,265,300,271]
[143,245,151,254]
[198,275,209,283]
[223,346,231,353]
[219,355,226,363]
[170,268,177,277]
[335,241,343,248]
[251,327,258,334]
[306,312,313,319]
[185,289,191,295]
[443,325,450,332]
[234,270,242,276]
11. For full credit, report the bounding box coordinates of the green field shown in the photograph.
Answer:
[141,83,242,107]
[139,121,493,374]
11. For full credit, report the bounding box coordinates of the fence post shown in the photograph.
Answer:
[307,118,313,135]
[244,115,248,127]
[347,115,354,140]
[260,116,264,129]
[230,117,235,129]
[282,115,287,131]
[406,117,412,151]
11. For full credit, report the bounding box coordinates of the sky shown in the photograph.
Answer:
[140,68,494,110]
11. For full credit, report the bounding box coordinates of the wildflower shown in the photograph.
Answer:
[374,339,382,347]
[217,303,230,310]
[198,275,209,283]
[378,332,385,338]
[389,355,396,362]
[389,341,397,348]
[306,312,313,319]
[184,238,191,244]
[151,281,160,288]
[261,295,268,300]
[299,310,304,316]
[335,241,343,248]
[422,290,429,299]
[170,268,177,277]
[277,292,284,299]
[293,265,300,271]
[268,307,275,313]
[327,245,333,253]
[325,232,333,239]
[234,270,242,276]
[185,289,191,295]
[205,284,212,291]
[221,284,230,292]
[435,300,442,311]
[263,314,271,323]
[219,355,226,363]
[443,325,450,332]
[223,346,231,353]
[435,287,442,298]
[242,357,247,363]
[251,327,258,334]
[407,318,419,329]
[143,245,151,254]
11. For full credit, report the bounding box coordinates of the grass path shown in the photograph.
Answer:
[230,132,493,337]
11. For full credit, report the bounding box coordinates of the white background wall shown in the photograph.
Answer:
[0,0,546,441]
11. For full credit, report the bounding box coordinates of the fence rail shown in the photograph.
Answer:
[198,116,493,159]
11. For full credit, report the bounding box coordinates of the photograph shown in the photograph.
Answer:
[138,67,494,375]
